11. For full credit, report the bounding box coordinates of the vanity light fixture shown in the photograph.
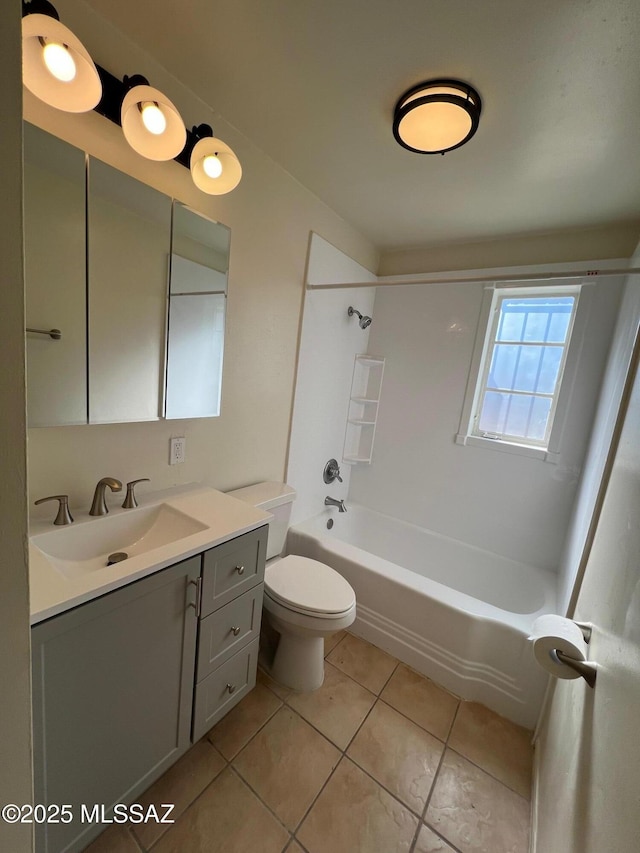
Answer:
[120,76,187,161]
[392,78,482,155]
[189,125,243,195]
[21,1,242,193]
[21,0,102,112]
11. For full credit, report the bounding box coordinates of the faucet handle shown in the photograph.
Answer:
[122,478,150,509]
[34,495,74,526]
[323,459,343,484]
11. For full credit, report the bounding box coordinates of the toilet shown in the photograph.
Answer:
[227,482,356,691]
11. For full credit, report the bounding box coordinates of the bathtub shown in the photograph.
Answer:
[287,505,558,728]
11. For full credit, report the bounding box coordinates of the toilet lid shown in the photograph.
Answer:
[265,555,355,615]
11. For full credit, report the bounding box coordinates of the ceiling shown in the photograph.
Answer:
[82,0,640,253]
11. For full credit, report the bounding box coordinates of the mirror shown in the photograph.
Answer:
[24,124,231,426]
[88,158,171,423]
[165,203,230,419]
[24,124,87,427]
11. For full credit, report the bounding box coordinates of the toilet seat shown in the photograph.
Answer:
[265,555,355,618]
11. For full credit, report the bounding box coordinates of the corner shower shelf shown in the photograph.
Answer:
[343,354,385,465]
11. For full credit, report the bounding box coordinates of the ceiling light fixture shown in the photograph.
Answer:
[21,2,242,194]
[120,76,186,161]
[22,0,102,112]
[189,125,242,195]
[392,78,482,155]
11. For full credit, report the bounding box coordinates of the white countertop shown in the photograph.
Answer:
[29,484,271,625]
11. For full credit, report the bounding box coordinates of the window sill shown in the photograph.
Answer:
[454,433,560,463]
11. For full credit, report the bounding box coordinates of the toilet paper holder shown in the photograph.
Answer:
[556,621,597,688]
[554,650,597,688]
[574,621,592,644]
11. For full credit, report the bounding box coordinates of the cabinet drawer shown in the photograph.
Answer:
[192,638,259,740]
[201,526,267,616]
[196,585,263,682]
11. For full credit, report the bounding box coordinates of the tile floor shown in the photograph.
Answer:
[85,632,533,853]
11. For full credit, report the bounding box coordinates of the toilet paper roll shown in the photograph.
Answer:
[529,614,588,680]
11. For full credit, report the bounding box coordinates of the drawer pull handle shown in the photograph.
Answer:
[231,626,241,636]
[226,683,236,694]
[235,565,245,575]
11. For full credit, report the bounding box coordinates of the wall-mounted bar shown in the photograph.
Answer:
[574,621,593,643]
[306,266,640,291]
[26,327,62,340]
[555,650,598,688]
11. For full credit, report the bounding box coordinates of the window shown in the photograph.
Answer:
[457,284,582,458]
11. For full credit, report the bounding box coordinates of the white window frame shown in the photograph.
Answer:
[456,281,589,462]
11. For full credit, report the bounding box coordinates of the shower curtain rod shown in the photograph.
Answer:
[306,266,640,290]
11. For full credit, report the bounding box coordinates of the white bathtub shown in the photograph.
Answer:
[287,505,557,728]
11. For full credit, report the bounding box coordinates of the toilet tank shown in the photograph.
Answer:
[226,482,296,560]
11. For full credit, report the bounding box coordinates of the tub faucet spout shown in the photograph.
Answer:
[325,496,347,513]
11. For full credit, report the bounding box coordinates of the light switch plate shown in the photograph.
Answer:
[169,436,186,465]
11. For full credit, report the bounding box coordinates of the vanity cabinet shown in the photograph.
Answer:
[31,525,268,852]
[31,556,200,853]
[24,123,232,428]
[192,526,267,739]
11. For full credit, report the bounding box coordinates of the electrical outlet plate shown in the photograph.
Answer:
[169,436,186,465]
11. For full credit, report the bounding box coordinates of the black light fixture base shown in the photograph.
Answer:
[22,0,59,20]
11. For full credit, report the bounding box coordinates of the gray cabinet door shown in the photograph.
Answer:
[32,557,200,853]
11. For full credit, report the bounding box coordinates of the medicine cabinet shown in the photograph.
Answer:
[88,158,172,423]
[165,204,229,419]
[23,123,231,427]
[24,123,87,426]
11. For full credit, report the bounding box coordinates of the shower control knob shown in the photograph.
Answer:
[323,458,343,484]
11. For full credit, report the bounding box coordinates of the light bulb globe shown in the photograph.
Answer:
[202,154,223,179]
[190,136,242,195]
[42,42,77,82]
[121,84,186,160]
[22,14,102,112]
[141,102,167,136]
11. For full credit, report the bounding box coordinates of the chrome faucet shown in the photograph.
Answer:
[90,477,123,516]
[325,496,347,513]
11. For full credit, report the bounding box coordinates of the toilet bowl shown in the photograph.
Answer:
[264,554,356,691]
[227,482,356,691]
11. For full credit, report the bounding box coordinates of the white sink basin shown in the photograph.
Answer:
[31,503,208,579]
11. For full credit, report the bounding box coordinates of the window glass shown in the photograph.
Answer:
[472,291,578,447]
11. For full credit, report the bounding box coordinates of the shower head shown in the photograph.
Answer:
[348,306,372,329]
